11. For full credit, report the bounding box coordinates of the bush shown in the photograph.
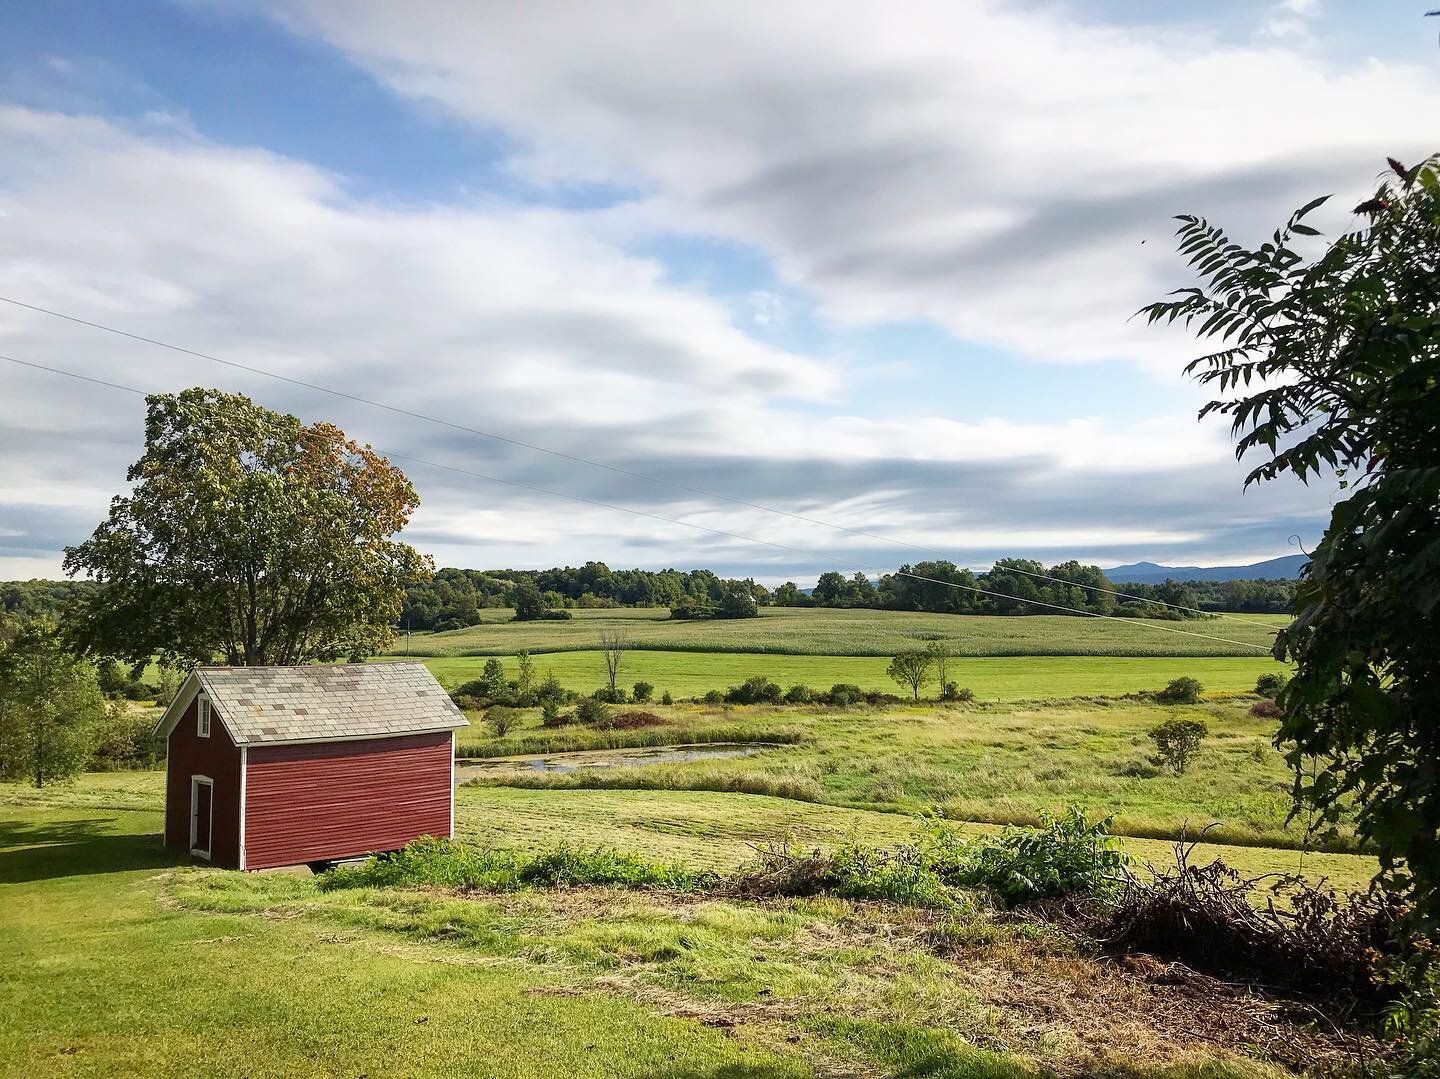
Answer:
[320,836,712,894]
[731,839,956,909]
[1254,672,1288,699]
[536,672,566,704]
[574,697,613,727]
[701,689,724,704]
[824,683,864,706]
[592,686,627,704]
[1148,718,1208,774]
[1156,676,1204,704]
[783,683,816,704]
[943,807,1129,906]
[660,690,673,706]
[724,675,782,705]
[1250,699,1284,719]
[450,693,485,712]
[485,706,519,737]
[540,700,569,727]
[631,681,654,703]
[669,603,716,620]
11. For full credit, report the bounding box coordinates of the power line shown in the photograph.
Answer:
[3,351,1276,655]
[0,293,1282,626]
[895,571,1271,651]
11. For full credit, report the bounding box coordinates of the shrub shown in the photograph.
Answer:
[943,807,1129,906]
[730,839,956,909]
[631,681,654,703]
[450,693,485,712]
[592,686,627,704]
[701,689,724,704]
[1254,672,1288,699]
[783,683,816,704]
[540,700,569,728]
[660,690,673,706]
[574,697,613,727]
[724,675,782,705]
[1156,676,1204,704]
[610,710,669,729]
[1250,699,1284,719]
[536,672,566,705]
[669,603,716,620]
[824,683,864,706]
[485,706,519,737]
[320,836,712,894]
[1148,718,1208,774]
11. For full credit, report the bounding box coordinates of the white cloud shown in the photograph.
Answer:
[272,0,1439,371]
[0,100,1337,578]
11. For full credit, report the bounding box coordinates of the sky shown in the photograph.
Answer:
[1,1,1436,586]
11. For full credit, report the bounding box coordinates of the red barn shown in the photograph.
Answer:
[154,662,468,870]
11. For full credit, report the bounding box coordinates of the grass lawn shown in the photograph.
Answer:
[384,606,1285,659]
[0,777,1372,1076]
[418,651,1289,701]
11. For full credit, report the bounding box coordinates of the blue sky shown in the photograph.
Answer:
[0,1,1436,583]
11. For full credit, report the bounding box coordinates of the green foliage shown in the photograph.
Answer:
[783,683,816,704]
[1146,154,1440,933]
[943,807,1129,906]
[1148,718,1208,775]
[724,675,782,705]
[939,682,974,703]
[574,697,613,727]
[825,683,863,706]
[0,619,116,786]
[1156,676,1204,704]
[319,836,713,893]
[886,649,934,701]
[63,388,426,666]
[539,700,567,728]
[486,706,519,738]
[660,690,674,706]
[631,680,653,703]
[1254,672,1288,698]
[510,579,546,622]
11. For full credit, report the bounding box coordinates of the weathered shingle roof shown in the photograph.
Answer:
[194,662,467,745]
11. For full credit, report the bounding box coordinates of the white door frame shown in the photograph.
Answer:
[190,775,214,860]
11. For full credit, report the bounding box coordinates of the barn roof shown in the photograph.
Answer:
[155,662,468,745]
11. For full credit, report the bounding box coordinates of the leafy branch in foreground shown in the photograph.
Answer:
[1144,157,1440,940]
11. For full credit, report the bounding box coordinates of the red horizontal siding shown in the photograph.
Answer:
[243,731,452,870]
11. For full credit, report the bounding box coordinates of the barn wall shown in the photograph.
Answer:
[165,695,243,868]
[242,731,453,870]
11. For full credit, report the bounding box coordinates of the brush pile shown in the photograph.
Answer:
[1098,838,1405,998]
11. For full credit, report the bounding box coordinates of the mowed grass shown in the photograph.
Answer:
[420,650,1289,701]
[384,605,1285,659]
[0,778,1335,1077]
[0,800,812,1078]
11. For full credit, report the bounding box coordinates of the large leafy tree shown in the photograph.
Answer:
[0,618,114,787]
[65,388,430,667]
[1143,156,1440,930]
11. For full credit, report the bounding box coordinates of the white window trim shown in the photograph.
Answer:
[197,696,212,739]
[190,775,214,860]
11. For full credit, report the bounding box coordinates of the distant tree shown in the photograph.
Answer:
[515,650,536,702]
[771,581,809,606]
[1144,155,1440,930]
[0,619,114,787]
[1148,718,1208,775]
[63,389,427,666]
[632,681,654,703]
[480,658,507,700]
[924,640,953,687]
[511,579,547,622]
[811,571,849,606]
[887,650,935,701]
[717,581,759,619]
[598,629,628,699]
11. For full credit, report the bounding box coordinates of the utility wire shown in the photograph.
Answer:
[895,571,1271,651]
[3,351,1275,655]
[0,293,1280,626]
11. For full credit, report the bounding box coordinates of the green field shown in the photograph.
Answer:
[384,605,1285,659]
[0,776,1372,1077]
[418,650,1289,701]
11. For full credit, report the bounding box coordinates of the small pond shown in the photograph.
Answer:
[455,742,775,781]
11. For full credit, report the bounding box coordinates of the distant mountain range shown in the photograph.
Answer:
[1104,554,1307,583]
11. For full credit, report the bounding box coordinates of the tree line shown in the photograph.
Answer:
[390,556,1296,631]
